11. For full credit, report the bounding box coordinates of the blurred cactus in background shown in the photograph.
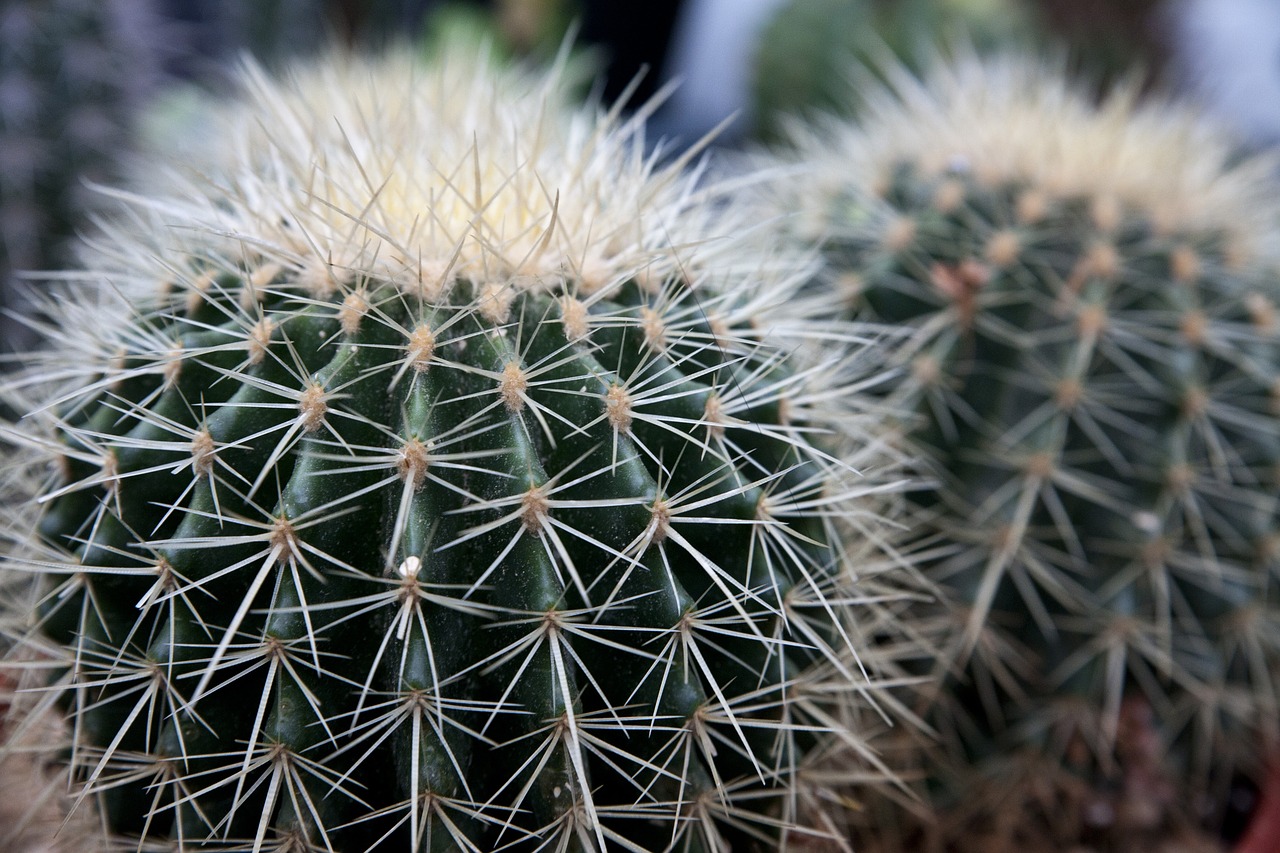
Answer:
[0,0,161,354]
[0,42,915,852]
[758,50,1280,850]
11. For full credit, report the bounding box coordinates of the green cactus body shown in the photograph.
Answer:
[764,54,1280,846]
[1,48,906,852]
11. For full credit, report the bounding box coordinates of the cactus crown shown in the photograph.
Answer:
[763,52,1280,846]
[787,52,1280,248]
[1,46,909,852]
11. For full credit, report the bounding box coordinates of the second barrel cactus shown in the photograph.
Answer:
[0,46,910,852]
[762,53,1280,847]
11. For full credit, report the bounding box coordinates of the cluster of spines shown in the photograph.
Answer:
[0,224,907,851]
[825,153,1280,836]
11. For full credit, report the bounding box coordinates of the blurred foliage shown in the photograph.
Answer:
[0,0,162,352]
[1030,0,1168,91]
[751,0,1038,141]
[750,0,1179,143]
[496,0,580,56]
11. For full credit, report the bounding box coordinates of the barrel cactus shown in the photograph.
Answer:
[760,53,1280,846]
[0,0,160,352]
[0,47,910,852]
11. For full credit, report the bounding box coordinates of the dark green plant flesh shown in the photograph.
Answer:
[836,161,1280,787]
[29,262,877,852]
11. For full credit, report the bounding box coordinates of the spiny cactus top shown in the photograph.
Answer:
[0,47,910,852]
[761,53,1280,845]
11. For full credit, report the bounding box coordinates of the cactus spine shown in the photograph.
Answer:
[762,53,1280,847]
[0,47,908,852]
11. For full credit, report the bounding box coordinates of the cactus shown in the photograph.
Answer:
[0,47,912,852]
[0,0,159,352]
[760,53,1280,847]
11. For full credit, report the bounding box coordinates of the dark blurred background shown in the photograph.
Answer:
[2,0,1277,351]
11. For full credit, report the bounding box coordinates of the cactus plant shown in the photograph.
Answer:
[759,52,1280,847]
[0,46,912,852]
[0,0,159,352]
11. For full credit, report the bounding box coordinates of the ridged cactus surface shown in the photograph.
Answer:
[750,0,1033,141]
[762,54,1280,846]
[0,49,907,852]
